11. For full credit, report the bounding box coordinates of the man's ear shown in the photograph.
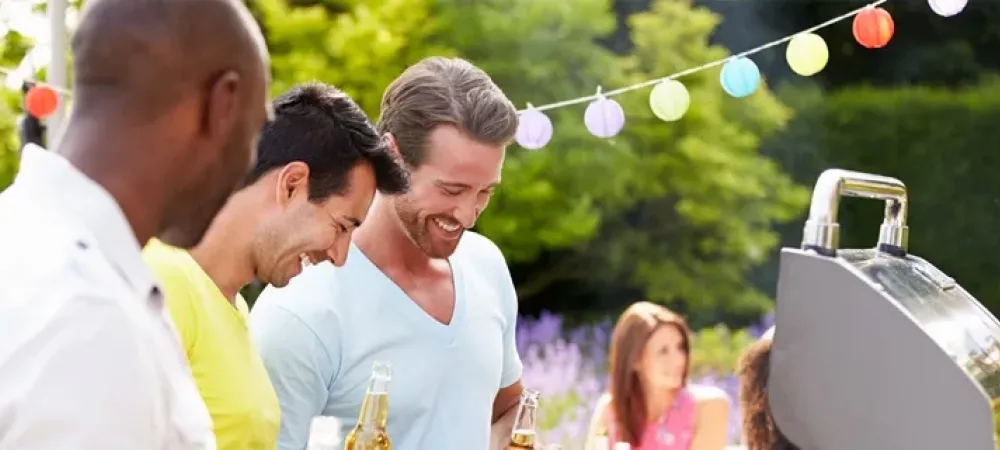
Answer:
[383,132,401,157]
[204,70,242,139]
[273,161,310,207]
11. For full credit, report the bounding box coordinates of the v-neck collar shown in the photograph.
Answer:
[348,242,467,344]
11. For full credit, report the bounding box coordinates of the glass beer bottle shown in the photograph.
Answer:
[344,361,392,450]
[507,388,541,449]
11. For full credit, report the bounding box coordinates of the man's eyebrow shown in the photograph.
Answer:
[435,180,500,189]
[435,180,472,189]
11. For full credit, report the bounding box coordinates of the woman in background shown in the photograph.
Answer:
[586,302,730,450]
[736,328,799,450]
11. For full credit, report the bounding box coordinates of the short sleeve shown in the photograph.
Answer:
[251,299,339,450]
[142,243,199,356]
[496,251,523,389]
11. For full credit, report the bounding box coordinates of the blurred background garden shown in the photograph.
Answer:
[3,0,1000,447]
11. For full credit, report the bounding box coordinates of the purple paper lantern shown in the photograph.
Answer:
[515,107,553,150]
[584,94,625,139]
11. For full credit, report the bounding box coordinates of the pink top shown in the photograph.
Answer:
[607,387,697,450]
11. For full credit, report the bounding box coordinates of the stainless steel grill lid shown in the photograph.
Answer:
[768,169,1000,450]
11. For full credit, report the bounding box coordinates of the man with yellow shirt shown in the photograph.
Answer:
[143,82,409,450]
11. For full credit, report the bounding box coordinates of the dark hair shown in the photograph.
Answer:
[72,0,262,121]
[244,82,409,199]
[377,57,518,168]
[737,338,800,450]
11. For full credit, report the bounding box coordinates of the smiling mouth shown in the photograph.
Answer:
[433,217,461,233]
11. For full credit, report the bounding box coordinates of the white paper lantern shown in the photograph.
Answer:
[928,0,968,17]
[584,91,626,139]
[515,106,554,150]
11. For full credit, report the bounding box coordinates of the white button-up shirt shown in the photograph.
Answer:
[0,145,215,449]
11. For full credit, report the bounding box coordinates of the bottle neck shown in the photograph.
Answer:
[511,401,538,433]
[357,374,390,429]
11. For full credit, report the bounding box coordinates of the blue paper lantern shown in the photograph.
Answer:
[720,57,761,98]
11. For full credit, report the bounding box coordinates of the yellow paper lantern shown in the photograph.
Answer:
[648,80,690,122]
[786,32,829,77]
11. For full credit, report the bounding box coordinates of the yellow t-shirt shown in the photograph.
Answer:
[143,239,280,450]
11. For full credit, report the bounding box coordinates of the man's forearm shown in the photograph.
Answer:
[489,402,519,450]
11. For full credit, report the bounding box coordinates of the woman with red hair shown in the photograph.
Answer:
[586,302,731,450]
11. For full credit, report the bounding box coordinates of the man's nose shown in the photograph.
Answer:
[454,208,476,229]
[326,236,351,267]
[454,198,481,229]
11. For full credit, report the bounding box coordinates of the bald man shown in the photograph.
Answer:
[0,0,271,448]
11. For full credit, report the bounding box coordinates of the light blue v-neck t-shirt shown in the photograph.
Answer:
[249,232,523,450]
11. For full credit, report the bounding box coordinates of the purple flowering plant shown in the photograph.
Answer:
[516,311,774,448]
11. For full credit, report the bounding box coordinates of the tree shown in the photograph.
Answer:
[1,0,807,321]
[0,92,19,191]
[0,30,34,191]
[765,79,1000,316]
[744,0,998,89]
[608,0,808,319]
[252,0,452,115]
[453,0,808,321]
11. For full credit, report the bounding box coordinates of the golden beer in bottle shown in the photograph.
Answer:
[506,388,540,450]
[344,361,392,450]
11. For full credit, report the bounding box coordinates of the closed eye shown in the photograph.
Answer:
[329,217,349,233]
[442,188,464,196]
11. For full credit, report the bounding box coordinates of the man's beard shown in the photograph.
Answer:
[393,197,462,259]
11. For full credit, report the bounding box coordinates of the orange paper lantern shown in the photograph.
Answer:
[25,84,59,119]
[853,6,894,49]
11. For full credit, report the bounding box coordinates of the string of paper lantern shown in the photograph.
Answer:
[0,0,970,129]
[514,0,966,150]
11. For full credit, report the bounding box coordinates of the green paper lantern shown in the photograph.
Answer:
[649,80,691,122]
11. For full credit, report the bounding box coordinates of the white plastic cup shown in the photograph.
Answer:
[307,416,342,450]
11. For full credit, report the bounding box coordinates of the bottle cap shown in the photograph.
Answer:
[371,360,393,382]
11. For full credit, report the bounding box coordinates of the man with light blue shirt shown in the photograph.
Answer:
[249,56,525,450]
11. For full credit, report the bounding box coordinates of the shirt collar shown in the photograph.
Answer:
[15,144,159,296]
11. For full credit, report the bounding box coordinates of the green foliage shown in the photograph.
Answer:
[2,0,806,318]
[0,30,33,191]
[689,324,754,377]
[476,0,807,317]
[437,0,620,263]
[0,91,19,190]
[253,0,452,115]
[590,0,807,315]
[766,78,1000,315]
[251,0,805,316]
